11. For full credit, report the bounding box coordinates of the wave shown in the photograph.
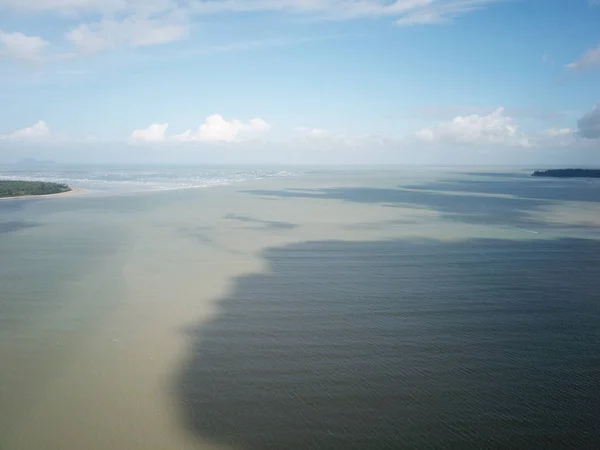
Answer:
[0,167,301,194]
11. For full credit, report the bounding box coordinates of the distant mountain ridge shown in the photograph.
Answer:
[16,158,56,167]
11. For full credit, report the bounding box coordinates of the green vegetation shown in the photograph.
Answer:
[0,180,71,198]
[532,169,600,178]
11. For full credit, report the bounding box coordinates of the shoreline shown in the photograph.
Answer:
[0,187,88,201]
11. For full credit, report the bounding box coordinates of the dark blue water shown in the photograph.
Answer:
[178,238,600,449]
[245,173,600,229]
[179,172,600,449]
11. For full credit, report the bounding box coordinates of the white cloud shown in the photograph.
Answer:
[0,0,172,15]
[542,51,556,66]
[0,30,48,61]
[174,114,271,142]
[1,121,51,140]
[131,123,168,142]
[66,16,188,53]
[130,115,271,143]
[0,0,508,59]
[187,0,505,24]
[544,128,574,137]
[577,103,600,139]
[295,127,328,137]
[395,0,499,25]
[1,0,506,26]
[536,127,578,149]
[416,107,531,147]
[566,44,600,71]
[412,105,566,123]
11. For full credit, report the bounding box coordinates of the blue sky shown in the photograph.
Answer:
[0,0,599,164]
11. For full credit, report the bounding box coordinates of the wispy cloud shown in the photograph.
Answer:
[131,123,169,142]
[577,103,600,139]
[162,34,350,62]
[1,0,506,21]
[187,0,506,24]
[416,107,532,147]
[394,0,502,25]
[66,15,189,54]
[0,0,175,15]
[0,30,49,61]
[412,105,566,123]
[195,35,341,55]
[0,120,51,140]
[0,0,509,59]
[566,44,600,72]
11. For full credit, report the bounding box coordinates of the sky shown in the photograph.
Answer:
[0,0,599,165]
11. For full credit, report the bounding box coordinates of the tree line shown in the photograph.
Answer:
[0,180,71,198]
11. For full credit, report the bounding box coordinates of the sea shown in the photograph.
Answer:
[0,165,599,450]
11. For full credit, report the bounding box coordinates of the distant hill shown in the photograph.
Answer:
[532,169,600,179]
[16,158,56,167]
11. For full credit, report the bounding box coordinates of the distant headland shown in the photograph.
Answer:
[15,158,56,167]
[532,169,600,179]
[0,180,72,199]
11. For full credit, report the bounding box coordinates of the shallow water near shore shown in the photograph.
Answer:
[1,167,599,449]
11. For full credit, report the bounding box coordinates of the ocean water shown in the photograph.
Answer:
[179,238,600,449]
[0,166,599,449]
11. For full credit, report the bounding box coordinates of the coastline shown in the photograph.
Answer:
[0,187,88,201]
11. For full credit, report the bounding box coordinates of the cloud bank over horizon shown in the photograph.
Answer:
[1,104,598,165]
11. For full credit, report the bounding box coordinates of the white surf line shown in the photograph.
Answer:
[493,225,540,235]
[514,228,539,234]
